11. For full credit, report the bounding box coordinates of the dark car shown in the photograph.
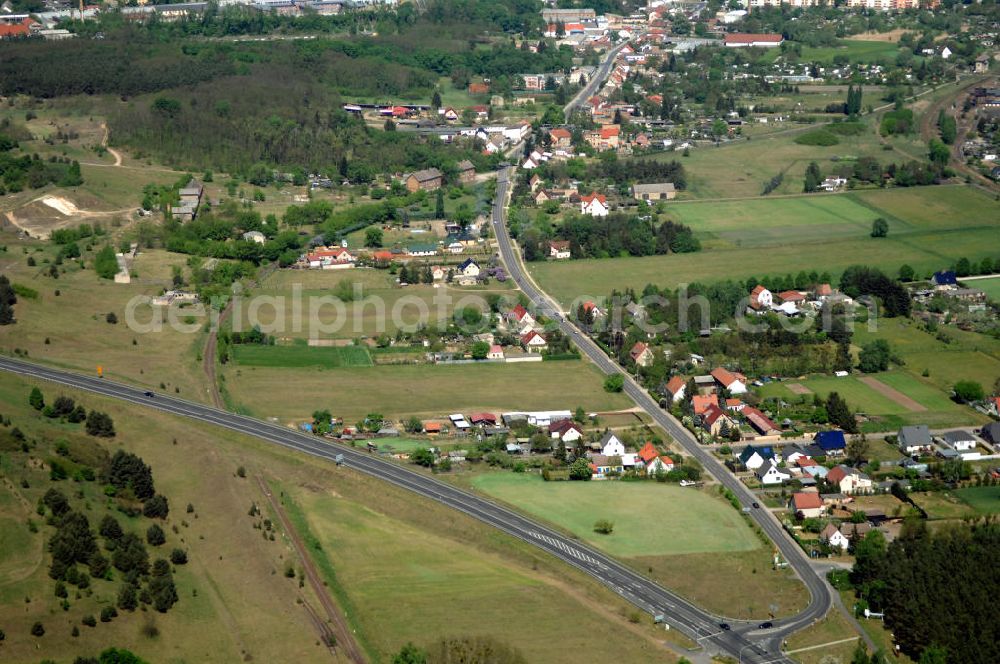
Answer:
[143,391,154,397]
[752,502,760,508]
[719,623,731,631]
[758,621,773,629]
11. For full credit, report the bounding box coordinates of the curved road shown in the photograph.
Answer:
[1,355,786,662]
[490,166,836,660]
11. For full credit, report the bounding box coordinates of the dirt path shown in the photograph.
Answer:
[858,376,926,412]
[203,298,234,409]
[99,123,123,167]
[256,476,367,664]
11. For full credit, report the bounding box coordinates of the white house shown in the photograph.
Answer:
[647,456,675,475]
[521,330,547,352]
[580,192,609,217]
[599,431,626,457]
[748,285,773,312]
[549,419,583,443]
[430,265,446,281]
[755,460,791,485]
[457,258,480,278]
[898,425,933,455]
[710,367,747,395]
[820,523,849,551]
[487,344,505,360]
[242,230,266,244]
[941,430,977,451]
[827,465,873,495]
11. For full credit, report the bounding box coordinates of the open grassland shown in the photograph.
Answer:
[0,375,343,664]
[657,114,926,200]
[288,484,679,663]
[472,474,758,557]
[244,267,514,341]
[231,344,373,368]
[471,473,809,620]
[222,361,632,422]
[0,373,691,663]
[970,276,1000,302]
[953,486,1000,516]
[0,241,212,402]
[530,186,1000,304]
[909,491,980,520]
[784,609,861,664]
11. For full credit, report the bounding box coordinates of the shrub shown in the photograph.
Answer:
[593,519,614,534]
[100,606,117,622]
[31,621,44,636]
[82,614,97,627]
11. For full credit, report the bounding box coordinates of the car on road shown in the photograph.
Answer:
[752,502,760,508]
[758,621,773,629]
[719,623,730,631]
[143,391,154,397]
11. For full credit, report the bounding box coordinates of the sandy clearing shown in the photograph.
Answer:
[858,376,927,412]
[38,195,80,216]
[787,383,813,395]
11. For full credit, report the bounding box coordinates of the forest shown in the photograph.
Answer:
[523,214,699,261]
[850,520,1000,664]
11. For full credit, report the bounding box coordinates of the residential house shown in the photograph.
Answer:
[441,107,459,121]
[521,330,548,352]
[826,465,873,494]
[663,375,686,403]
[725,398,745,412]
[980,422,1000,446]
[590,454,624,479]
[469,413,497,426]
[529,174,543,192]
[790,492,824,518]
[242,231,266,244]
[486,344,504,360]
[637,441,659,465]
[814,430,847,457]
[839,522,872,543]
[585,125,620,151]
[798,458,828,479]
[547,240,571,259]
[422,421,444,435]
[711,367,747,395]
[306,247,356,268]
[549,419,583,443]
[783,445,811,466]
[580,192,609,217]
[507,304,535,331]
[404,168,444,192]
[898,425,933,455]
[748,285,773,313]
[456,258,481,278]
[631,182,677,201]
[742,406,780,436]
[931,270,958,290]
[630,342,655,368]
[739,444,778,470]
[405,243,438,258]
[777,290,806,306]
[701,404,735,436]
[941,430,977,451]
[692,393,718,416]
[549,127,573,149]
[820,523,849,551]
[599,431,626,457]
[647,456,676,475]
[456,160,476,183]
[756,460,791,485]
[430,265,447,281]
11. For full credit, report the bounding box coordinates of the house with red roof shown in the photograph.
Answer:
[748,285,772,313]
[692,393,718,416]
[506,304,535,331]
[662,375,686,403]
[724,33,783,48]
[826,465,873,495]
[742,406,780,436]
[711,367,747,395]
[0,17,36,39]
[423,421,444,434]
[305,247,356,268]
[521,330,547,352]
[701,404,735,436]
[548,127,572,148]
[637,441,659,464]
[547,240,571,260]
[647,455,676,475]
[468,82,490,94]
[584,125,620,151]
[469,413,497,426]
[549,419,583,443]
[629,342,654,368]
[790,491,824,518]
[580,192,609,217]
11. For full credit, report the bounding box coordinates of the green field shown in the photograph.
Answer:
[953,486,1000,515]
[909,491,980,520]
[971,276,1000,302]
[472,474,758,557]
[530,186,1000,304]
[223,361,633,422]
[231,344,373,367]
[763,39,905,65]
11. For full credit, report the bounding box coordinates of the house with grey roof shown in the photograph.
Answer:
[898,425,933,455]
[631,182,677,201]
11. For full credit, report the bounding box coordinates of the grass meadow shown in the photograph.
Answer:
[972,276,1000,302]
[530,186,1000,304]
[953,486,1000,516]
[231,344,373,368]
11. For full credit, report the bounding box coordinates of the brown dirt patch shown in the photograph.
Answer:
[787,383,812,395]
[850,29,911,43]
[857,376,926,412]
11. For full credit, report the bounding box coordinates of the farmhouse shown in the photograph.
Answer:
[790,491,824,518]
[724,33,783,48]
[710,368,745,396]
[826,465,873,494]
[547,240,572,259]
[931,270,958,290]
[580,192,609,217]
[631,182,677,201]
[898,425,933,454]
[404,168,444,192]
[742,406,779,436]
[456,160,476,183]
[748,285,773,312]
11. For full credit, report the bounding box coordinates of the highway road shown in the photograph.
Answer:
[490,166,836,661]
[1,354,784,663]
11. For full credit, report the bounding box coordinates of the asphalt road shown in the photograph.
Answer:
[490,167,835,661]
[1,354,784,663]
